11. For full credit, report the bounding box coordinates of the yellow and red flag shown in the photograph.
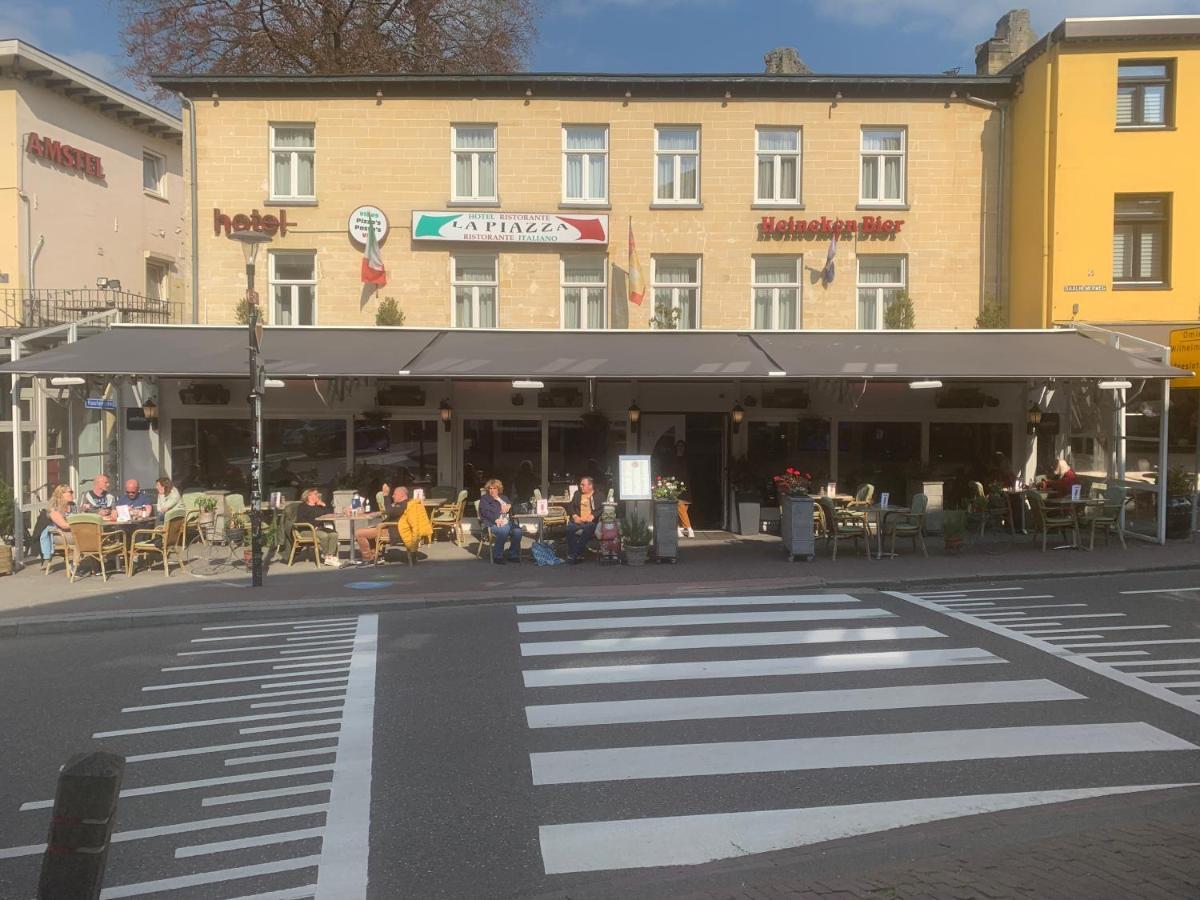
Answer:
[627,219,646,306]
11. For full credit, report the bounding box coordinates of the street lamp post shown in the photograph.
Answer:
[227,230,272,587]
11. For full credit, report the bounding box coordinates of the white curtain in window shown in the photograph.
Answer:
[454,154,473,196]
[477,154,496,197]
[863,130,902,151]
[274,153,293,193]
[883,156,901,199]
[656,156,675,200]
[857,290,878,330]
[455,257,495,282]
[142,156,160,191]
[753,289,773,329]
[455,287,473,326]
[564,288,582,329]
[678,156,698,199]
[296,286,315,326]
[779,157,797,198]
[778,289,798,329]
[656,260,697,284]
[858,258,903,285]
[564,258,604,283]
[755,258,795,284]
[274,286,293,326]
[657,128,697,151]
[588,154,605,197]
[757,129,797,152]
[757,158,774,200]
[677,289,697,327]
[585,289,604,328]
[565,156,583,197]
[274,127,313,148]
[861,157,878,198]
[478,288,497,327]
[454,127,494,149]
[566,127,605,150]
[296,154,315,195]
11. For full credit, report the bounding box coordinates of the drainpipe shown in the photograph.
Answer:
[964,95,1006,314]
[179,94,200,324]
[9,338,23,566]
[17,132,44,323]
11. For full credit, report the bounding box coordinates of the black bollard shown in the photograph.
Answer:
[37,751,125,900]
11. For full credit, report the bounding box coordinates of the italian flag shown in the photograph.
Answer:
[361,220,387,287]
[627,219,646,306]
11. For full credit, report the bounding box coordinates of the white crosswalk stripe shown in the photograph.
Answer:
[2,616,379,900]
[515,591,1200,876]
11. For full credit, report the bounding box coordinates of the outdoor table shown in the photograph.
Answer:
[825,494,855,507]
[316,511,381,565]
[515,513,546,543]
[421,497,448,509]
[104,516,156,548]
[865,504,910,559]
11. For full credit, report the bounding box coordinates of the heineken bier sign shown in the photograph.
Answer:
[412,210,608,244]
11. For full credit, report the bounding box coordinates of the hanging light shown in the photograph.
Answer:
[142,397,159,430]
[1026,403,1043,435]
[627,401,641,434]
[731,402,745,434]
[439,399,453,433]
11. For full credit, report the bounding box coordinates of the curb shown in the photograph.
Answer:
[3,561,1200,638]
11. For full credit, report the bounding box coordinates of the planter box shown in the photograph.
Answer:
[733,492,761,536]
[780,494,815,561]
[624,544,649,566]
[653,499,679,562]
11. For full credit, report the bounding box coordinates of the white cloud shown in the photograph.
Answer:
[808,0,1200,43]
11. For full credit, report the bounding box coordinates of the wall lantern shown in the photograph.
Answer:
[627,402,641,434]
[439,399,453,433]
[1026,403,1043,434]
[142,397,159,430]
[731,402,745,434]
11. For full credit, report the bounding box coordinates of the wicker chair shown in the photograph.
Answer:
[973,481,1015,536]
[474,500,495,561]
[884,493,929,557]
[128,509,188,576]
[1084,486,1128,551]
[67,513,128,582]
[816,497,870,560]
[42,527,74,577]
[289,522,324,567]
[431,490,468,545]
[1027,491,1078,551]
[846,484,875,511]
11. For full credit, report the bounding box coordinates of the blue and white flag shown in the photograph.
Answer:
[822,234,838,286]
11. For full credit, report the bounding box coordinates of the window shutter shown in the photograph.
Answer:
[1139,226,1162,280]
[1116,87,1135,125]
[1112,226,1132,280]
[1142,85,1165,124]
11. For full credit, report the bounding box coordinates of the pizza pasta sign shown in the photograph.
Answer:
[412,211,608,244]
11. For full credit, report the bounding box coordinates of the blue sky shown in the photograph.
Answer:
[3,0,1198,106]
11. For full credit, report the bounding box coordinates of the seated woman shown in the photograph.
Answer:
[39,483,76,563]
[479,478,522,564]
[1043,457,1078,497]
[155,477,181,521]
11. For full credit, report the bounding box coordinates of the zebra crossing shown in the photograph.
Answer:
[0,615,378,900]
[515,592,1200,876]
[894,587,1200,714]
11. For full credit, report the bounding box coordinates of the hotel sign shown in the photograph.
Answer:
[412,211,608,244]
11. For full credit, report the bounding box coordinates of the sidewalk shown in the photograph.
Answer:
[536,785,1200,900]
[1,530,1197,635]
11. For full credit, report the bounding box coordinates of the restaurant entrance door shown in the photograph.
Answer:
[641,413,726,531]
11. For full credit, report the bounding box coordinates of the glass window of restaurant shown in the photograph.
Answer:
[352,419,438,489]
[929,422,1014,509]
[548,418,625,501]
[837,421,920,502]
[747,418,830,502]
[463,419,541,503]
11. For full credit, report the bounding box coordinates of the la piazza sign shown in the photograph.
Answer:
[413,211,608,244]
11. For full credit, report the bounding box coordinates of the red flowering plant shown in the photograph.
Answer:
[773,467,813,497]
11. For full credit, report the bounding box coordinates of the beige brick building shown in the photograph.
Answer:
[162,74,1010,331]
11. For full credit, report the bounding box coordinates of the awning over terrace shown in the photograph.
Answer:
[0,325,1190,381]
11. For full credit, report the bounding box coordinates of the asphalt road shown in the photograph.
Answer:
[1,569,1199,898]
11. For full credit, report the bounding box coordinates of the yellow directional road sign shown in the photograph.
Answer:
[1170,327,1200,390]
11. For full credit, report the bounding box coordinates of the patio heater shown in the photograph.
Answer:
[227,229,272,587]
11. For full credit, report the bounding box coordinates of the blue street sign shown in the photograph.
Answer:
[84,397,116,411]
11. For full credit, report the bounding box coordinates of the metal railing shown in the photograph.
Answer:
[0,288,184,328]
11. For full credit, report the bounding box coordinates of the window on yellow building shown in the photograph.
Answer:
[652,256,700,328]
[269,251,316,325]
[563,126,608,204]
[269,125,315,201]
[860,127,905,206]
[654,126,700,205]
[453,253,498,327]
[452,125,497,202]
[561,255,606,329]
[857,255,906,330]
[752,256,801,329]
[142,150,165,197]
[1117,62,1173,129]
[755,128,802,205]
[1113,195,1169,288]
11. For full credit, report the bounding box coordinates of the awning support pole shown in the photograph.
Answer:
[10,338,23,566]
[1158,379,1170,544]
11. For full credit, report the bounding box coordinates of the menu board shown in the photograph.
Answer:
[618,455,652,501]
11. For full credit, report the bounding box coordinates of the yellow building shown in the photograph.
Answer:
[160,72,1010,331]
[1005,16,1200,327]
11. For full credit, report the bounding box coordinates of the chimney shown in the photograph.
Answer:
[763,47,812,75]
[974,9,1036,75]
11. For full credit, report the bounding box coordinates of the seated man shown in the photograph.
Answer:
[296,488,343,567]
[564,475,599,563]
[356,483,409,563]
[115,479,155,520]
[479,478,522,564]
[79,473,117,521]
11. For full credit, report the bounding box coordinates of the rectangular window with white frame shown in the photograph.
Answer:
[1113,194,1169,288]
[860,127,906,205]
[452,124,497,202]
[752,256,801,329]
[654,126,700,204]
[1116,61,1173,128]
[561,255,607,329]
[269,251,317,326]
[652,256,701,329]
[857,255,906,330]
[452,253,498,327]
[562,125,608,204]
[269,124,315,201]
[142,150,165,197]
[755,127,801,205]
[145,259,168,302]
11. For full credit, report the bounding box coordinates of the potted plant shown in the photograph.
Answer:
[225,513,247,548]
[943,508,968,554]
[773,468,815,561]
[622,514,651,566]
[1165,466,1196,539]
[194,494,218,526]
[651,476,684,562]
